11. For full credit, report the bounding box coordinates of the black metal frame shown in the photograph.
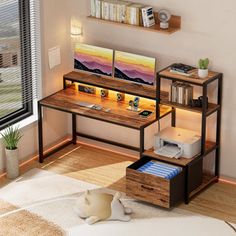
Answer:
[37,102,155,163]
[38,75,163,163]
[0,0,33,130]
[148,69,223,204]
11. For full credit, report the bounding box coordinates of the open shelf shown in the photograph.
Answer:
[159,67,221,86]
[64,71,157,99]
[161,97,220,116]
[143,141,217,167]
[87,13,181,35]
[189,173,218,198]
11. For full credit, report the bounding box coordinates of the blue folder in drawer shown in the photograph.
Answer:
[138,161,182,180]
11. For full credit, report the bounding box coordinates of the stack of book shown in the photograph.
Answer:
[138,161,182,180]
[169,63,195,77]
[170,82,193,105]
[90,0,155,27]
[126,3,144,25]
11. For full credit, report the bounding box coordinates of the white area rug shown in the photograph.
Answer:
[0,168,235,236]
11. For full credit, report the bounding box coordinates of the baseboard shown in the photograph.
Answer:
[219,176,236,185]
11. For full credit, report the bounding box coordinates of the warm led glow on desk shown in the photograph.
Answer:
[70,82,156,108]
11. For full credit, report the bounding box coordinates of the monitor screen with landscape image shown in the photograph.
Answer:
[114,51,156,86]
[74,43,113,77]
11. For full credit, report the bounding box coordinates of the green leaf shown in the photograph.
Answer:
[0,125,22,150]
[198,58,209,69]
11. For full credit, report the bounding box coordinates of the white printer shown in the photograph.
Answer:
[154,127,201,159]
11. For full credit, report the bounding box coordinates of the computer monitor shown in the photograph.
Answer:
[74,43,113,77]
[114,51,156,86]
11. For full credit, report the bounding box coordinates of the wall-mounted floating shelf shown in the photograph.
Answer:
[87,13,181,35]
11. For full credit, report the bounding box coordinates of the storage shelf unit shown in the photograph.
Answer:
[87,13,181,35]
[140,64,223,204]
[159,68,220,85]
[189,173,218,198]
[143,141,217,167]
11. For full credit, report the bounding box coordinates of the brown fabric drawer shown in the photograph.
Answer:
[126,156,185,208]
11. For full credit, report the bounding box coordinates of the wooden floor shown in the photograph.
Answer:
[1,143,236,224]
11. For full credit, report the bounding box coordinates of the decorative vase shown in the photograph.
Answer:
[198,69,209,78]
[5,148,19,179]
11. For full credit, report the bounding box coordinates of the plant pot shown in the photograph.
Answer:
[5,148,19,179]
[198,69,209,78]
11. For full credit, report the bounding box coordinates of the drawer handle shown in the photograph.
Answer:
[141,185,154,191]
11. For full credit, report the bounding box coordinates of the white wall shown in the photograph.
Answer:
[64,0,236,179]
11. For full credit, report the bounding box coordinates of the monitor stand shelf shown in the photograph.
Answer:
[63,71,157,99]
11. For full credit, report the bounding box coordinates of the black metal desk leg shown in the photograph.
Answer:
[184,166,190,204]
[72,114,77,144]
[140,127,145,158]
[38,102,44,163]
[215,74,223,178]
[171,108,176,127]
[201,85,208,155]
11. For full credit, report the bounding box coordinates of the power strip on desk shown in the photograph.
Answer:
[78,85,96,94]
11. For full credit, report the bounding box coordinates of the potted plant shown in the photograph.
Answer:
[198,58,209,78]
[1,125,22,179]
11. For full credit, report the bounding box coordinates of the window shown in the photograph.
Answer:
[0,0,39,130]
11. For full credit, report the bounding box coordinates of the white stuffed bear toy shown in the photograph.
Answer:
[74,190,132,225]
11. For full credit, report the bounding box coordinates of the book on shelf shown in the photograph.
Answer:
[170,82,178,103]
[101,1,110,20]
[90,0,157,27]
[141,6,155,27]
[126,3,144,26]
[109,1,117,21]
[177,84,184,104]
[95,0,102,18]
[90,0,96,17]
[91,0,102,18]
[170,63,195,73]
[184,85,193,106]
[170,63,195,77]
[170,82,193,105]
[170,69,192,77]
[118,1,131,23]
